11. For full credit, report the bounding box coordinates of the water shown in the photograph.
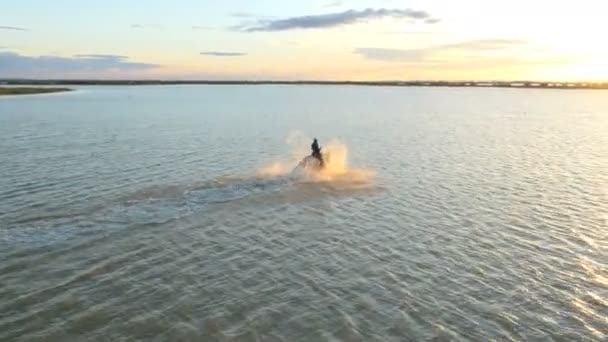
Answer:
[0,85,606,341]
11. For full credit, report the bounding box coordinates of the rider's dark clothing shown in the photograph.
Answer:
[311,139,324,166]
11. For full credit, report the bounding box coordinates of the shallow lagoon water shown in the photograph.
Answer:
[0,85,607,341]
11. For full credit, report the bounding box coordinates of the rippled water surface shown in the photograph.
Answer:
[1,85,607,341]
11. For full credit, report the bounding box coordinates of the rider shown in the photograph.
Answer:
[311,138,324,167]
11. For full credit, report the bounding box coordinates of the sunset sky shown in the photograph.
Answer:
[1,0,607,80]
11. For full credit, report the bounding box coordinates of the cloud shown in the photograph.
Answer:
[441,39,527,51]
[0,25,28,31]
[74,54,130,59]
[355,39,529,62]
[324,1,343,8]
[0,52,159,78]
[381,30,435,35]
[231,12,256,18]
[200,51,247,57]
[241,8,437,32]
[353,39,579,77]
[131,24,164,29]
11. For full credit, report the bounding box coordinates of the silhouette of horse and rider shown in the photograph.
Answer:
[311,138,324,168]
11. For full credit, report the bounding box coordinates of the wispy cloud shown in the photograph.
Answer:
[443,39,527,50]
[240,8,438,32]
[0,52,159,78]
[231,12,256,18]
[382,30,435,35]
[323,0,343,8]
[131,24,164,29]
[0,25,28,31]
[200,51,247,57]
[192,25,216,30]
[353,39,580,76]
[74,54,130,59]
[355,39,528,62]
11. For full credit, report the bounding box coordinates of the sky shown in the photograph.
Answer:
[1,0,607,80]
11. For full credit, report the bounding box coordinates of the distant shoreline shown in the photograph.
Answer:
[2,80,608,90]
[0,87,72,96]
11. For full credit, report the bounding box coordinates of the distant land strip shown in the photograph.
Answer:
[0,87,72,96]
[2,80,608,90]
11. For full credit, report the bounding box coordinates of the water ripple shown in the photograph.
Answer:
[1,86,607,341]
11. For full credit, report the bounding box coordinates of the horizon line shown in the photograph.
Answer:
[2,78,607,83]
[2,79,608,90]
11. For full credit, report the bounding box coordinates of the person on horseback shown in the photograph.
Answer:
[311,138,324,167]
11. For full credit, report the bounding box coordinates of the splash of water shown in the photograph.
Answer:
[257,161,292,177]
[257,130,311,177]
[257,135,375,185]
[312,141,375,183]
